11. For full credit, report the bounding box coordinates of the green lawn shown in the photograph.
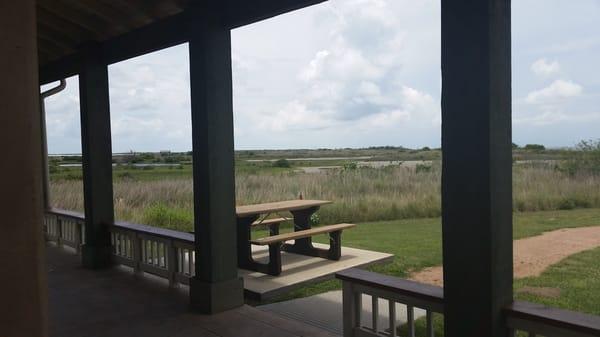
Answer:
[515,247,600,315]
[263,208,600,304]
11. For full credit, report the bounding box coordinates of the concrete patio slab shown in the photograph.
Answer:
[242,243,393,301]
[260,290,427,335]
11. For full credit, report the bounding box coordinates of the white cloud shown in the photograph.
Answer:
[514,110,600,126]
[357,86,438,130]
[263,0,439,130]
[526,80,582,104]
[40,0,600,152]
[531,58,560,76]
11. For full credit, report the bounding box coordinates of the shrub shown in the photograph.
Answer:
[273,159,291,168]
[524,144,546,151]
[48,163,60,174]
[415,163,432,173]
[560,139,600,176]
[343,162,358,170]
[116,172,136,181]
[142,203,193,232]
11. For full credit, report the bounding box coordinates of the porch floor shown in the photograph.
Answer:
[46,245,338,337]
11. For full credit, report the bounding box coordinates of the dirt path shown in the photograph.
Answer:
[410,226,600,286]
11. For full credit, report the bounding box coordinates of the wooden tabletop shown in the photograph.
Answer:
[236,199,332,217]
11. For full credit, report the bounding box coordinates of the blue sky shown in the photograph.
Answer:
[42,0,600,154]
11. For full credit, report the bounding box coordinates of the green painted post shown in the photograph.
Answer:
[441,0,513,336]
[79,45,115,269]
[187,3,244,314]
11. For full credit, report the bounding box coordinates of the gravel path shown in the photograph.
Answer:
[410,226,600,286]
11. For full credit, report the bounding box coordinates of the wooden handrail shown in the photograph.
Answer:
[46,208,85,221]
[46,208,195,243]
[505,301,600,337]
[112,221,194,243]
[337,268,444,307]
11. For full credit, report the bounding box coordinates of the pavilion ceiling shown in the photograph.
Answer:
[36,0,327,84]
[36,0,189,66]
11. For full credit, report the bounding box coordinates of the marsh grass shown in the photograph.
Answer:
[50,164,600,229]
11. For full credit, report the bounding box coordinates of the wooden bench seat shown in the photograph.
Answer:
[245,223,356,276]
[251,223,355,245]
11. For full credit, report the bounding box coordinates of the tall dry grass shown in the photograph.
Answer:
[49,164,600,231]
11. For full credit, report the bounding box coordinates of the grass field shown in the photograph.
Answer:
[263,208,600,305]
[260,208,600,336]
[49,162,600,229]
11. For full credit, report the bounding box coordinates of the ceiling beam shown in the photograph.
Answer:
[224,0,327,28]
[38,1,113,39]
[61,0,133,34]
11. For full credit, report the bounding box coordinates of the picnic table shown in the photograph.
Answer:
[235,199,355,275]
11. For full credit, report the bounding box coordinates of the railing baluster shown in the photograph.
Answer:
[177,247,183,275]
[75,221,82,254]
[152,241,158,266]
[121,234,126,257]
[133,234,142,274]
[56,217,63,247]
[162,243,167,268]
[372,295,379,333]
[407,305,415,337]
[167,240,177,287]
[355,291,362,329]
[389,300,397,337]
[426,310,434,337]
[188,249,194,276]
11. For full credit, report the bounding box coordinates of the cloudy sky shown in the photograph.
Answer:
[42,0,600,154]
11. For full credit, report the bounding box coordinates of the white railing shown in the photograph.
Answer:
[45,208,85,253]
[44,209,196,287]
[337,268,444,337]
[109,220,195,287]
[337,268,600,337]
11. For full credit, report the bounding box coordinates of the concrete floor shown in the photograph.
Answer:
[260,291,426,335]
[243,243,393,300]
[46,245,338,337]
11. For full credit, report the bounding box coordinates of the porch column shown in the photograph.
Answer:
[188,4,244,314]
[0,1,48,336]
[441,1,512,337]
[79,45,115,269]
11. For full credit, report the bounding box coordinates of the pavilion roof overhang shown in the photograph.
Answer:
[38,0,327,85]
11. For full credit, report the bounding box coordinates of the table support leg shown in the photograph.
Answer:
[282,207,318,253]
[237,215,283,276]
[236,215,258,269]
[283,231,343,260]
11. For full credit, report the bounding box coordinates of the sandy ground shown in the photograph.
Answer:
[410,226,600,286]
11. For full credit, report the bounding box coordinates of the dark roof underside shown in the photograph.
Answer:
[37,0,327,84]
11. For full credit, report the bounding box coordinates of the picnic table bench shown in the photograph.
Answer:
[236,200,355,276]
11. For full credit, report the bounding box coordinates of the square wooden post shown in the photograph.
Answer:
[0,1,49,335]
[79,45,115,269]
[187,4,244,314]
[441,0,513,336]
